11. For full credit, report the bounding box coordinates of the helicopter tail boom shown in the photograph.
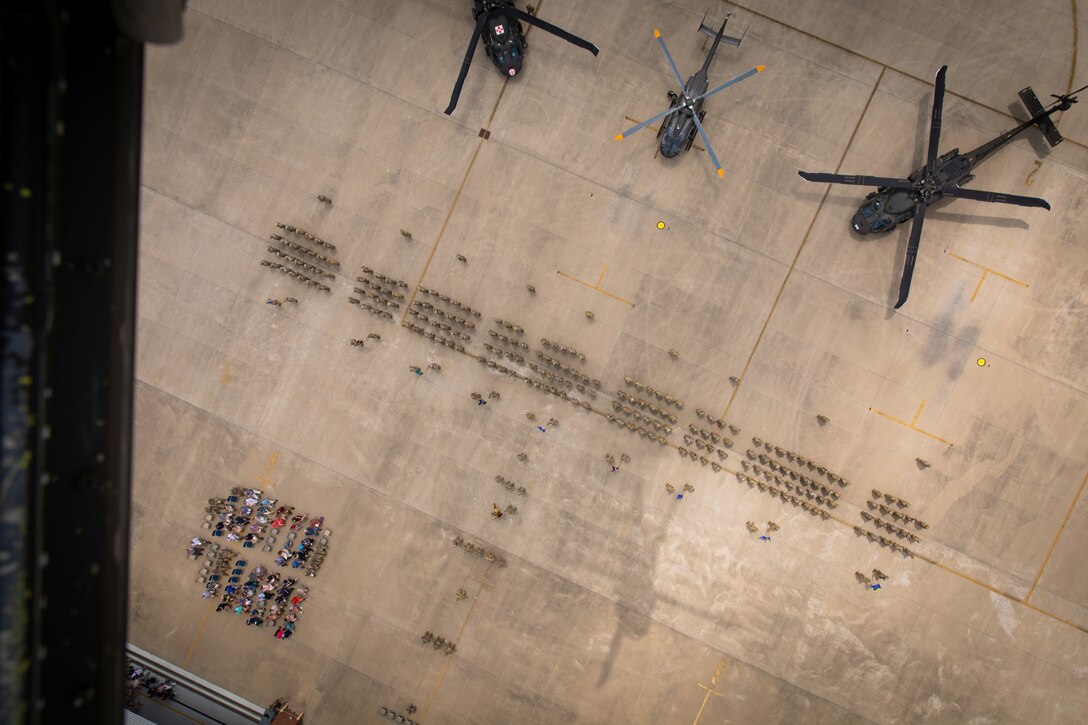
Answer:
[1018,86,1064,147]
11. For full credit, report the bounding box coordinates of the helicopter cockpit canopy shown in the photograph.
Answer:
[486,18,523,75]
[852,198,892,234]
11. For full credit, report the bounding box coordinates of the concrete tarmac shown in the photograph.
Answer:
[132,1,1088,722]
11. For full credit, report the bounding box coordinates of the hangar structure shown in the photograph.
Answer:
[130,0,1088,722]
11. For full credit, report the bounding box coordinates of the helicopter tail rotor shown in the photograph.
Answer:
[1049,82,1088,107]
[698,10,744,47]
[1019,86,1064,147]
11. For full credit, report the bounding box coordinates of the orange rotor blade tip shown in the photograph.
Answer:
[717,168,725,177]
[756,65,766,72]
[653,29,662,38]
[614,134,624,140]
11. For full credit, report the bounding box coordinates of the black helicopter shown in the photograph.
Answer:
[615,13,763,177]
[444,0,599,115]
[799,65,1086,308]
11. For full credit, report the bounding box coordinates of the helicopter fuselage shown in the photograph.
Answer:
[474,0,527,77]
[852,149,975,234]
[659,70,709,157]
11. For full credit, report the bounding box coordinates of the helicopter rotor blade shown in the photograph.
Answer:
[507,6,599,56]
[444,13,488,115]
[925,65,948,173]
[798,171,914,189]
[653,29,688,89]
[894,202,927,309]
[940,186,1051,210]
[690,111,725,177]
[690,65,765,104]
[614,105,681,140]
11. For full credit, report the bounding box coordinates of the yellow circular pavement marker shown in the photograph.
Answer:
[656,221,666,230]
[977,357,986,367]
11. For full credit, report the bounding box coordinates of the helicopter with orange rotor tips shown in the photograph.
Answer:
[615,12,766,177]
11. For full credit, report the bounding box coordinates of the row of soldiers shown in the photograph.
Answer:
[872,489,910,509]
[259,260,330,291]
[417,285,481,319]
[495,474,527,496]
[356,276,405,299]
[451,536,507,567]
[486,342,525,364]
[744,453,840,500]
[676,445,723,471]
[742,460,839,507]
[615,401,672,434]
[413,300,473,328]
[540,337,585,362]
[623,376,684,409]
[616,389,677,424]
[606,413,669,446]
[489,328,529,350]
[275,222,336,252]
[860,511,921,542]
[535,349,596,387]
[420,631,456,656]
[694,408,738,434]
[269,234,339,268]
[360,266,409,290]
[266,246,335,279]
[852,526,916,557]
[684,435,727,461]
[867,496,928,529]
[751,437,847,486]
[735,473,833,519]
[688,423,734,450]
[353,288,400,310]
[492,317,524,335]
[402,321,466,351]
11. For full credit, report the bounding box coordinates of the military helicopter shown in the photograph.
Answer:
[799,65,1086,308]
[444,0,599,115]
[614,13,764,177]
